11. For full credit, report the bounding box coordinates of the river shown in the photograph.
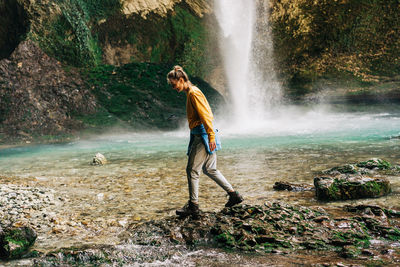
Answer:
[1,103,400,257]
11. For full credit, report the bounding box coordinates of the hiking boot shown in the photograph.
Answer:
[176,201,200,219]
[225,191,243,207]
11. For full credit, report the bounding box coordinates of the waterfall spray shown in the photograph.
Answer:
[214,0,281,124]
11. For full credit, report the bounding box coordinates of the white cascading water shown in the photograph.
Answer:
[214,0,282,125]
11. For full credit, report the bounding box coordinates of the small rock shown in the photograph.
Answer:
[91,153,107,165]
[340,245,361,258]
[97,193,104,201]
[273,181,314,192]
[361,249,374,256]
[313,216,330,223]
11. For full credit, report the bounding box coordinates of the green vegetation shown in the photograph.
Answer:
[78,63,224,130]
[270,0,400,96]
[357,159,392,170]
[30,0,121,66]
[29,1,215,80]
[95,4,214,78]
[320,177,391,201]
[326,180,341,201]
[172,6,210,78]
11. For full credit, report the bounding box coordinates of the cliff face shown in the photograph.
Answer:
[122,0,211,17]
[0,40,96,140]
[0,0,220,142]
[269,0,400,95]
[15,0,217,78]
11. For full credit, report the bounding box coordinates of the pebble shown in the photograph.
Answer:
[0,184,65,230]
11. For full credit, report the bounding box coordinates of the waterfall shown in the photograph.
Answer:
[214,0,281,124]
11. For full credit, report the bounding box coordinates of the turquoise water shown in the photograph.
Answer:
[1,105,400,250]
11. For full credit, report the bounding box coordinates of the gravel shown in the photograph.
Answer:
[0,184,65,230]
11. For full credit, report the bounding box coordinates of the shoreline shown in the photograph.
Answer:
[1,157,399,265]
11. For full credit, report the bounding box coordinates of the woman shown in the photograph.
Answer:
[167,65,243,218]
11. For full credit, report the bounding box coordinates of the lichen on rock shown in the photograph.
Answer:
[315,158,394,201]
[314,176,391,201]
[0,226,37,260]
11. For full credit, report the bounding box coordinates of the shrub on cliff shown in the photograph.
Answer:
[270,0,400,94]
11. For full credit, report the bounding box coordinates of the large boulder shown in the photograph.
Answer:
[315,158,395,201]
[322,158,396,176]
[0,226,37,260]
[314,175,391,201]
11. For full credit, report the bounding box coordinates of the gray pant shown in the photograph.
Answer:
[186,135,234,203]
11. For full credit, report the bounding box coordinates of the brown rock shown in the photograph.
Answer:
[0,40,97,137]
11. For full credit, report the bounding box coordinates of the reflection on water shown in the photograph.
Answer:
[1,105,400,251]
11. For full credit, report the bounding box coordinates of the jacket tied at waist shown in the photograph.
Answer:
[187,124,221,155]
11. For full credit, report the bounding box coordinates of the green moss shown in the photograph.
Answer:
[331,231,371,249]
[78,63,224,131]
[357,159,392,170]
[172,6,208,78]
[385,228,400,241]
[2,228,36,259]
[364,181,386,196]
[94,2,214,79]
[271,0,400,97]
[82,0,121,23]
[332,164,358,174]
[30,0,121,67]
[326,179,341,200]
[215,232,236,247]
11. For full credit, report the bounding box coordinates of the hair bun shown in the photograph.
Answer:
[174,65,183,72]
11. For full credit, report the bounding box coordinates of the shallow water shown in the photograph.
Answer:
[1,104,400,252]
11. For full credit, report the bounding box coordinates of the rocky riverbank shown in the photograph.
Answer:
[2,201,400,266]
[1,152,399,266]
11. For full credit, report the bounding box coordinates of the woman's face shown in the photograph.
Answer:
[170,78,185,92]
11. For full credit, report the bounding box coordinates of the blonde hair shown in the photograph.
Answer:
[167,65,192,85]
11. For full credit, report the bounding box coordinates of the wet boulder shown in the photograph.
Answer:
[314,176,391,201]
[322,158,394,176]
[0,226,37,260]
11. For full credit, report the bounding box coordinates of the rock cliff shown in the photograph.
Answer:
[122,0,211,17]
[0,40,96,140]
[0,0,220,142]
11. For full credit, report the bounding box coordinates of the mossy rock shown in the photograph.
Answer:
[323,158,394,176]
[325,164,358,175]
[0,227,37,260]
[314,176,391,201]
[356,158,392,170]
[340,245,362,259]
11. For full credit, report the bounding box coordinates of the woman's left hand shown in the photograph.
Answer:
[209,141,216,152]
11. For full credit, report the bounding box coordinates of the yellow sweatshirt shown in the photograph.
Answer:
[186,86,215,143]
